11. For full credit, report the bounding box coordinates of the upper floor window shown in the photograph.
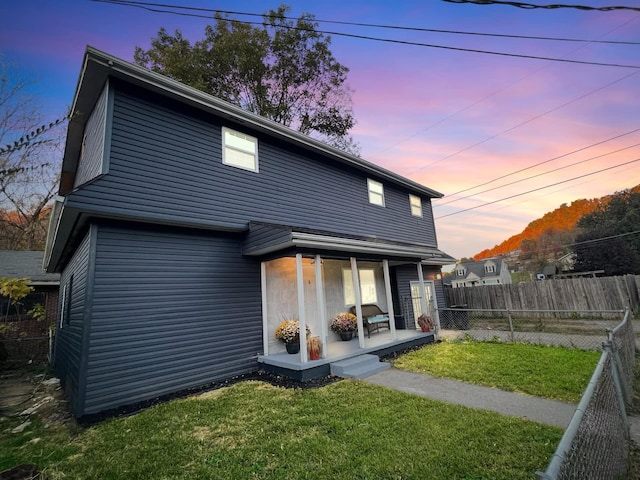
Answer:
[368,179,385,206]
[409,194,422,217]
[456,268,465,276]
[485,263,496,274]
[222,127,258,172]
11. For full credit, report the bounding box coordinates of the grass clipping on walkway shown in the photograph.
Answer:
[393,338,600,403]
[12,381,560,480]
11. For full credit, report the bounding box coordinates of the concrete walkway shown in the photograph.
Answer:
[363,367,576,429]
[365,368,640,442]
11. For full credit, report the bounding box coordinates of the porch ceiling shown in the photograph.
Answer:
[243,222,455,264]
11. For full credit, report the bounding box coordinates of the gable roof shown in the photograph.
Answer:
[60,46,443,200]
[455,259,505,280]
[0,251,60,285]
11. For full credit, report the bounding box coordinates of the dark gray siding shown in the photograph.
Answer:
[66,86,438,247]
[394,264,444,324]
[54,229,93,417]
[74,83,108,187]
[82,224,262,416]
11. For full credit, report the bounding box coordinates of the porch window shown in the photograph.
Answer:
[409,194,422,217]
[343,268,377,305]
[367,179,385,206]
[222,127,258,172]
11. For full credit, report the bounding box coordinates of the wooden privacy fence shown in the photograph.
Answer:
[445,274,640,314]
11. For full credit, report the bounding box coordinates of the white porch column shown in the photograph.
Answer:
[417,263,428,326]
[383,260,397,340]
[296,254,308,362]
[261,262,269,355]
[314,255,328,358]
[350,257,365,348]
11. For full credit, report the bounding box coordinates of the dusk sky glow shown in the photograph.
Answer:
[2,0,639,261]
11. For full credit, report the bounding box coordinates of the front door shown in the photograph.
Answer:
[410,281,436,329]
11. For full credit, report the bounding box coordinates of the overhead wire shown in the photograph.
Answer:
[406,69,640,174]
[92,0,640,69]
[93,0,640,219]
[435,158,640,219]
[436,142,640,207]
[381,12,639,158]
[436,127,640,201]
[442,0,640,13]
[92,0,640,44]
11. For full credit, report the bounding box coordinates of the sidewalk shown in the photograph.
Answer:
[365,367,640,442]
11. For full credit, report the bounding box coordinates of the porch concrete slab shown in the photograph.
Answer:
[363,367,576,429]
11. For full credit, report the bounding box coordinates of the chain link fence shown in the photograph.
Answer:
[436,307,625,350]
[1,315,53,366]
[536,308,633,480]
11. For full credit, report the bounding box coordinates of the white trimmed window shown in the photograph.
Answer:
[342,268,377,305]
[485,263,496,273]
[367,179,385,206]
[409,194,422,217]
[222,127,258,172]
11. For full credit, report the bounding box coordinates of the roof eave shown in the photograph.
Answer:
[65,46,443,200]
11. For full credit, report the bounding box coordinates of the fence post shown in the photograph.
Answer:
[507,309,515,342]
[603,340,630,432]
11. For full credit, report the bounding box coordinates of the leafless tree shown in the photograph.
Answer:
[0,58,66,250]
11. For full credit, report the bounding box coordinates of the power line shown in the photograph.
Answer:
[406,69,640,175]
[92,0,640,45]
[93,0,640,69]
[443,0,640,12]
[435,157,640,219]
[378,13,639,157]
[436,142,640,207]
[439,127,640,200]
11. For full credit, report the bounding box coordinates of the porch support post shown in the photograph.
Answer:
[417,262,428,328]
[315,255,328,358]
[383,260,397,340]
[350,257,365,348]
[296,254,308,362]
[261,262,269,355]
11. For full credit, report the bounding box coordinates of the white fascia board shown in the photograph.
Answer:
[83,46,443,199]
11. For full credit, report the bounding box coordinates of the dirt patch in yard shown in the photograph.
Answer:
[0,366,76,479]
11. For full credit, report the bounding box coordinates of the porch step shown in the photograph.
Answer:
[330,354,390,380]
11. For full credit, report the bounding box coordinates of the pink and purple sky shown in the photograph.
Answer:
[2,0,639,261]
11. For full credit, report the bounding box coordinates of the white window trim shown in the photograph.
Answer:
[222,127,259,172]
[409,194,422,217]
[367,179,385,207]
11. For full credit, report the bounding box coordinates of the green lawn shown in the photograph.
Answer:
[2,380,562,480]
[392,339,601,403]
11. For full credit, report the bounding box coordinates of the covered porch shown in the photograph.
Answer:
[258,328,434,380]
[244,222,455,380]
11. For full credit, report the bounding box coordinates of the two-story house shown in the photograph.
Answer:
[44,47,455,419]
[451,259,511,288]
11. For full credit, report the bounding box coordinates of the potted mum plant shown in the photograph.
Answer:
[275,319,311,354]
[330,312,358,341]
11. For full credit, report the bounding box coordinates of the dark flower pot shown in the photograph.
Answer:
[286,342,300,354]
[339,332,354,341]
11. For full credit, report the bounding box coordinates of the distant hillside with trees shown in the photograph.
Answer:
[474,184,640,264]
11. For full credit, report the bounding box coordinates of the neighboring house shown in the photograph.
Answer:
[0,251,60,364]
[44,47,455,419]
[558,252,577,273]
[451,259,511,288]
[0,251,59,322]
